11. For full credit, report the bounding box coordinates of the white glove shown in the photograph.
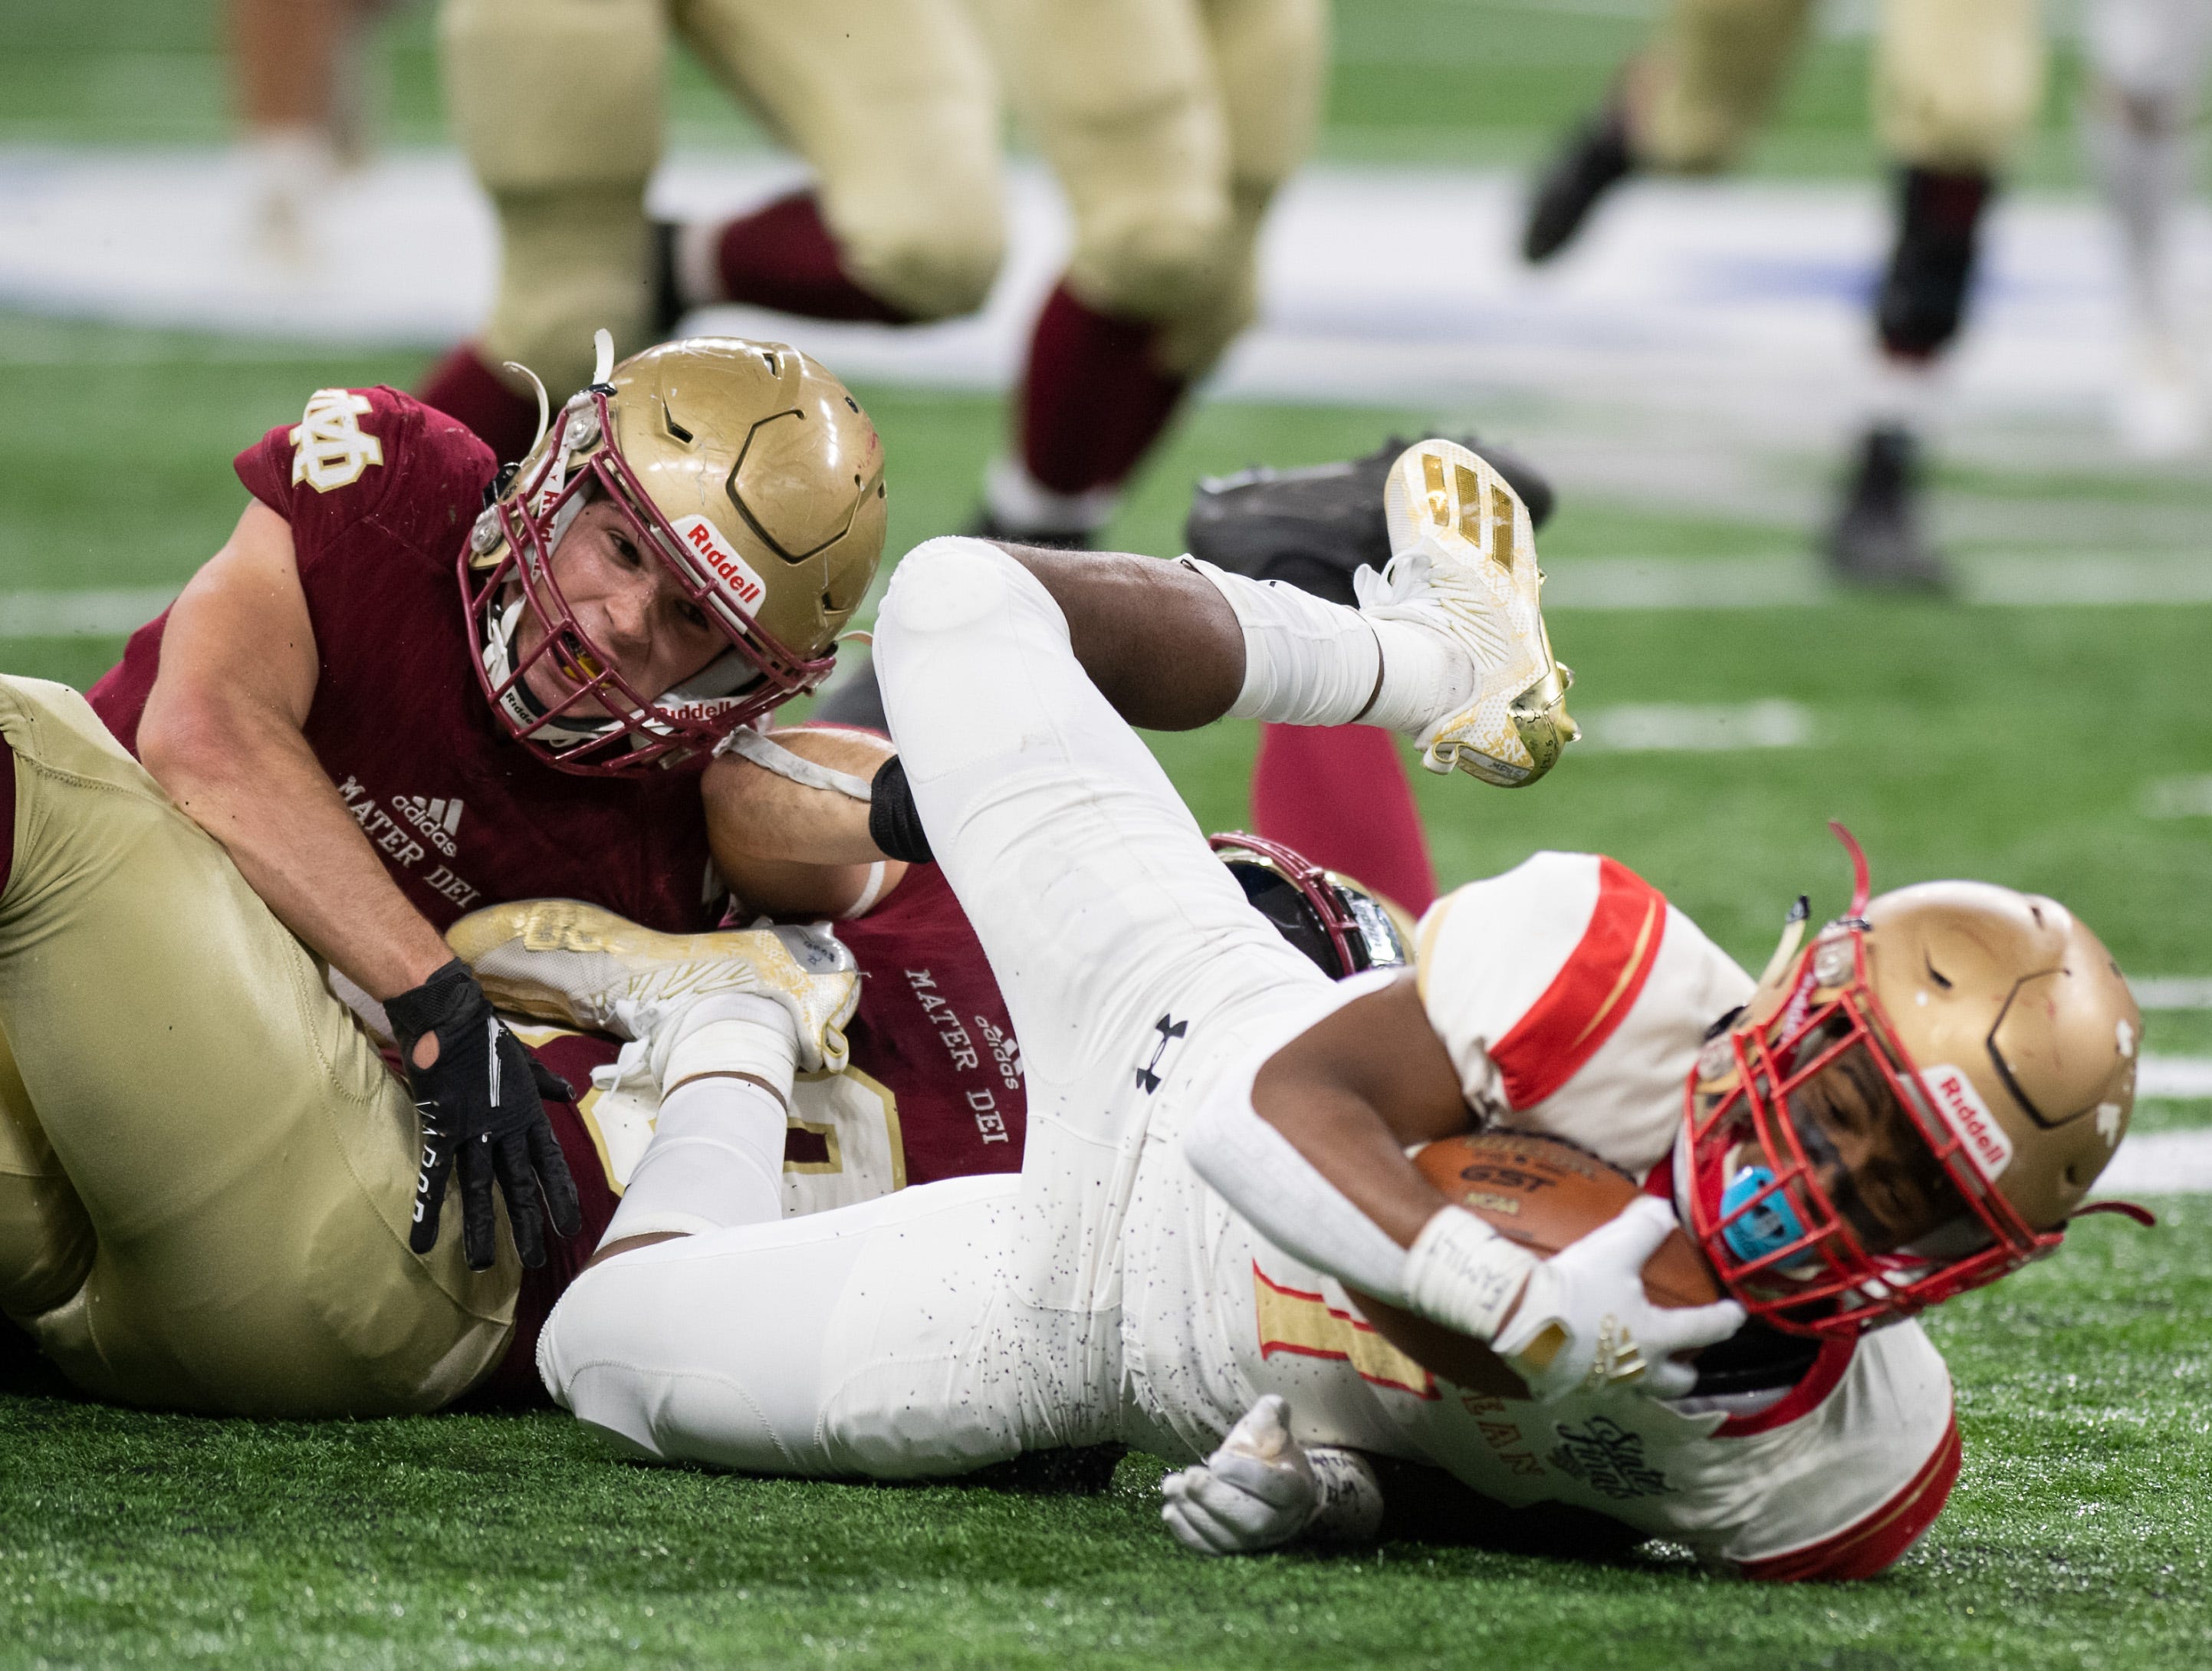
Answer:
[1493,1196,1746,1403]
[1160,1396,1384,1556]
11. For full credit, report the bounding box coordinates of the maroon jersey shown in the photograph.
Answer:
[85,385,1029,1404]
[90,387,719,933]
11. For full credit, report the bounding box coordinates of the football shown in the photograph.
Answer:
[1347,1130,1720,1398]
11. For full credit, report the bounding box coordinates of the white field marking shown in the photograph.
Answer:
[1540,554,2212,610]
[2093,1130,2212,1196]
[2137,978,2212,1010]
[1573,699,1812,752]
[0,587,174,638]
[2141,776,2212,818]
[2140,1056,2212,1100]
[2,149,2206,442]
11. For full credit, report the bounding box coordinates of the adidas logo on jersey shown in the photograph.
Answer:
[393,794,465,857]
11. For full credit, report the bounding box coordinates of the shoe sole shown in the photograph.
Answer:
[445,898,843,1035]
[1381,439,1578,787]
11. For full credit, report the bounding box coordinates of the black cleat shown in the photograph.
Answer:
[1823,424,1949,593]
[1523,107,1635,265]
[1183,434,1554,608]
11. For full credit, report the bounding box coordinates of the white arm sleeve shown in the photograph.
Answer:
[1181,1056,1415,1302]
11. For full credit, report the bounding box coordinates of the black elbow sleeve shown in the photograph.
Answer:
[868,755,933,864]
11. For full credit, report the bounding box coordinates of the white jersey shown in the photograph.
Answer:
[544,554,1962,1583]
[1121,853,1961,1579]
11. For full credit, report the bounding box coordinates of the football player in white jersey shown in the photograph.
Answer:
[523,439,2140,1581]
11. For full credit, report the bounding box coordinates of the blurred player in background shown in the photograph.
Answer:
[229,0,397,263]
[1522,0,2046,592]
[419,0,1326,557]
[2083,0,2212,456]
[417,0,1007,463]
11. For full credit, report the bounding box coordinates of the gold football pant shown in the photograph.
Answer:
[441,0,1005,399]
[979,0,1326,374]
[1634,0,2046,174]
[0,676,514,1416]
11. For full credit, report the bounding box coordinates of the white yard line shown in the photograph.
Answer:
[2095,1130,2212,1196]
[1541,554,2212,610]
[1573,700,1813,752]
[2138,978,2212,1009]
[0,587,173,638]
[2141,1056,2212,1100]
[0,148,2204,449]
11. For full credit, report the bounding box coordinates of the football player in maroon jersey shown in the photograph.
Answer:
[0,334,1474,1419]
[0,334,1040,1414]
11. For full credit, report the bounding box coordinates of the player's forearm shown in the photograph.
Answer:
[140,702,452,998]
[704,727,910,916]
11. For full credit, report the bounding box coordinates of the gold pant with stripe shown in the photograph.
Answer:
[0,676,514,1416]
[1635,0,2046,173]
[441,0,1326,396]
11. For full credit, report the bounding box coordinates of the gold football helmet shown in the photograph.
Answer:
[463,335,887,774]
[1684,824,2142,1337]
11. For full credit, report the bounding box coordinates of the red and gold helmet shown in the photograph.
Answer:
[462,336,886,775]
[1681,824,2143,1338]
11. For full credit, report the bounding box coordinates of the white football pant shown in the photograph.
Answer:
[537,537,1325,1474]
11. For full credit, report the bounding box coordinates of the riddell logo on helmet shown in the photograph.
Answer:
[671,515,766,616]
[1920,1066,2013,1181]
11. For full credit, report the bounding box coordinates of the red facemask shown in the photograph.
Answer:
[1681,824,2060,1338]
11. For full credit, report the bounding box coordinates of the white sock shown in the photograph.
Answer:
[1362,617,1473,735]
[1185,557,1469,734]
[984,456,1120,540]
[2085,93,2191,344]
[600,992,798,1248]
[673,219,726,311]
[598,1076,788,1245]
[1863,355,1944,436]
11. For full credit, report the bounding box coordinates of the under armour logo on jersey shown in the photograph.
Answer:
[290,388,384,493]
[1135,1015,1188,1094]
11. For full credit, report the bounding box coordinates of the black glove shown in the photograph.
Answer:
[1185,434,1556,608]
[386,959,583,1271]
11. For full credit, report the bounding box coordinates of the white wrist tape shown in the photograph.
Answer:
[1401,1208,1539,1344]
[1305,1448,1386,1544]
[651,992,799,1097]
[1181,1062,1412,1302]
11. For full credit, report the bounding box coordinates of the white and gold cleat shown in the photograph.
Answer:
[1356,438,1577,786]
[447,900,862,1074]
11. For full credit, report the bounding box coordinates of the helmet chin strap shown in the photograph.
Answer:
[482,596,620,745]
[501,360,551,461]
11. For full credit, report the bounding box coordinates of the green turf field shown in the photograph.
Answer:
[3,0,2210,1660]
[5,308,2211,1669]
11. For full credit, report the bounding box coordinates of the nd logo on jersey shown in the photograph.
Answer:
[290,389,384,493]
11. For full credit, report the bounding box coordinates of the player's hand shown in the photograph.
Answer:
[1162,1396,1318,1556]
[1162,1396,1388,1557]
[1494,1196,1744,1402]
[385,959,583,1271]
